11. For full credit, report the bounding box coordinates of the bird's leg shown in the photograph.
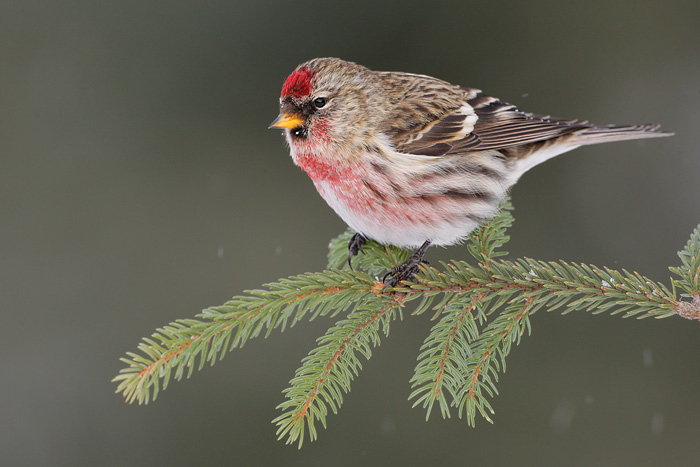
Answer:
[347,233,367,270]
[382,240,431,290]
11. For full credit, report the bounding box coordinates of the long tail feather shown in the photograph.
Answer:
[574,124,674,144]
[511,123,673,182]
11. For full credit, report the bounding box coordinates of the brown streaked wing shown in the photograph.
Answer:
[378,73,474,150]
[455,94,592,152]
[390,86,593,157]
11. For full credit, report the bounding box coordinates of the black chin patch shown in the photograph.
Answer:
[291,126,308,139]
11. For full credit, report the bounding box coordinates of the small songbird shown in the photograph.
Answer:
[269,57,672,288]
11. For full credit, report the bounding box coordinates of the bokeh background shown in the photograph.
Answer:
[2,1,699,465]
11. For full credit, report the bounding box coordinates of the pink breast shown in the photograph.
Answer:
[295,153,346,183]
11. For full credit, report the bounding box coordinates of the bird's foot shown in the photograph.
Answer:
[347,233,367,270]
[382,241,431,291]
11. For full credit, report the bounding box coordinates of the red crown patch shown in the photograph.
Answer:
[281,66,314,98]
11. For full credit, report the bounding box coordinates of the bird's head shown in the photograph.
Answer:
[270,58,384,156]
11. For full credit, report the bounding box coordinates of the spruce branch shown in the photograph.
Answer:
[670,225,700,319]
[454,295,534,424]
[409,292,483,420]
[273,294,404,447]
[113,269,382,405]
[114,197,700,446]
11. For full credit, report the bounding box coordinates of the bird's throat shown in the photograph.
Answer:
[293,152,346,183]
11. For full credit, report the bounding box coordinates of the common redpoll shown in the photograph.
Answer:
[269,57,672,288]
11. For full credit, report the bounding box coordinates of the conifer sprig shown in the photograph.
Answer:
[113,199,700,447]
[273,295,403,446]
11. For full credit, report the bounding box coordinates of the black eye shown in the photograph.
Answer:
[313,97,326,108]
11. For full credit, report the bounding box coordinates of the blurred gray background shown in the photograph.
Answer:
[2,1,699,465]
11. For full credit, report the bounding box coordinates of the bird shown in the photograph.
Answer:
[269,57,673,289]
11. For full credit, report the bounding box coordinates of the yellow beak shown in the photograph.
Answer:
[268,112,304,130]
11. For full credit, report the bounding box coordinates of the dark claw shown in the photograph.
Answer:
[347,233,367,270]
[382,261,421,291]
[382,240,431,291]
